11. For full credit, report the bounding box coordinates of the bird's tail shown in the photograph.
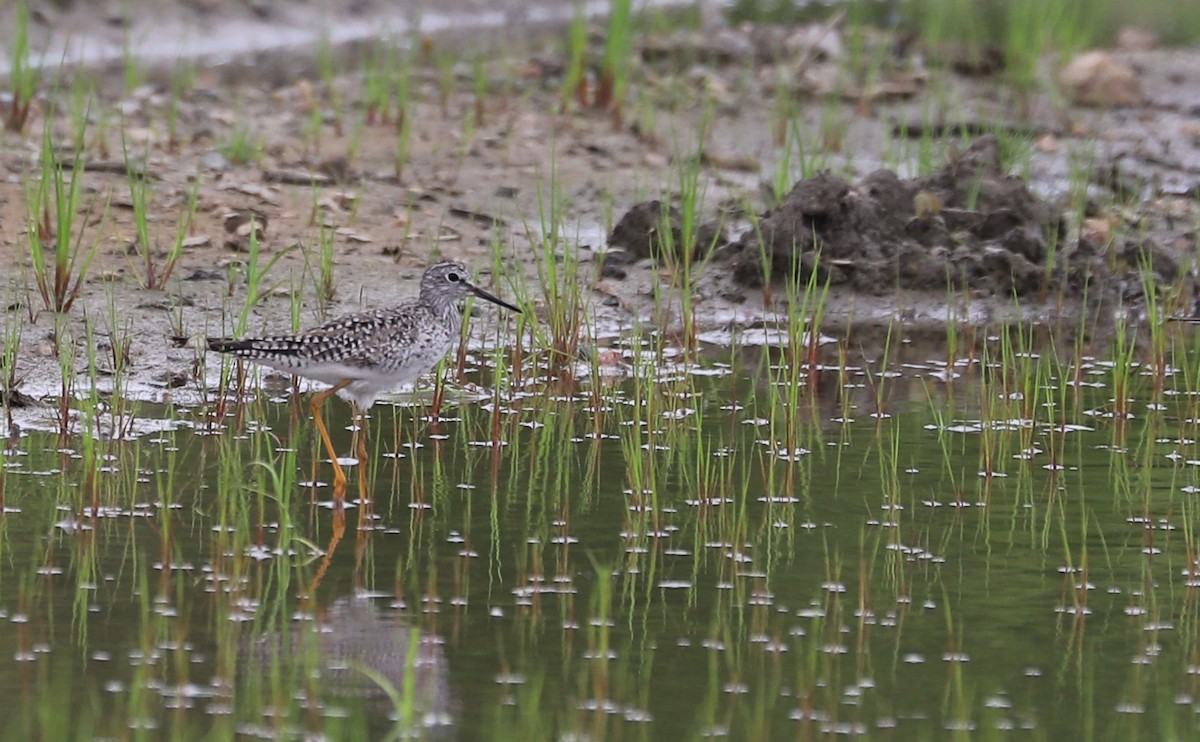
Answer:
[169,335,244,352]
[206,338,254,353]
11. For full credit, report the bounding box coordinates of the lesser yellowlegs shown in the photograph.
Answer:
[189,260,520,502]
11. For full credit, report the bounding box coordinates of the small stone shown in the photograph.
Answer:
[202,151,230,172]
[1115,27,1159,52]
[181,235,211,248]
[600,260,628,280]
[1035,133,1060,153]
[1081,217,1114,246]
[784,24,843,62]
[1059,51,1142,107]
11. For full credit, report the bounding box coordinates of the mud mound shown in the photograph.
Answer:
[605,136,1187,305]
[723,136,1069,295]
[601,200,725,279]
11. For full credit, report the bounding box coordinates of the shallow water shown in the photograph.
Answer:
[1,339,1198,740]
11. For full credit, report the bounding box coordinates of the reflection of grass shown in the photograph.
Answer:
[0,303,23,432]
[7,328,1200,737]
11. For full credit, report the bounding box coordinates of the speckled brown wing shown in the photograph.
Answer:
[205,301,426,371]
[351,302,457,377]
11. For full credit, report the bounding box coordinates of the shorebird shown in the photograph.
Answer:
[184,260,520,502]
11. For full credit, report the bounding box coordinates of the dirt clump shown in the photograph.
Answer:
[714,136,1063,296]
[600,135,1194,308]
[602,199,725,278]
[597,136,1182,311]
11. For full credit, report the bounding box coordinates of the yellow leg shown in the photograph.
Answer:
[310,379,353,505]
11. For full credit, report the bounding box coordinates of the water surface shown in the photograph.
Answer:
[0,338,1197,740]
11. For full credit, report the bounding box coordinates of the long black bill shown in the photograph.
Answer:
[469,284,521,314]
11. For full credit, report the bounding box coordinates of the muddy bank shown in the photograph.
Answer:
[1,3,1200,420]
[604,135,1194,315]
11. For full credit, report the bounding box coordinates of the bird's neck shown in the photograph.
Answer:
[433,300,462,329]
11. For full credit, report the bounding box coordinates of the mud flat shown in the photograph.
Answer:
[1,1,1199,414]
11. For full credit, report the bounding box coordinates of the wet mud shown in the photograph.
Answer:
[606,135,1193,312]
[1,1,1200,416]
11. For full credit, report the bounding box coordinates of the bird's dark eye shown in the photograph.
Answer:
[446,272,460,282]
